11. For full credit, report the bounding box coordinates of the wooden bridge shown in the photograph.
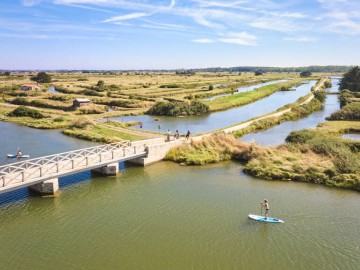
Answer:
[0,141,148,195]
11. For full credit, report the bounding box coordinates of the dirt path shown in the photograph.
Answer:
[102,77,328,143]
[191,77,327,141]
[98,122,161,139]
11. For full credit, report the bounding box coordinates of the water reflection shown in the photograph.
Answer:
[241,79,340,146]
[207,79,288,100]
[109,81,316,134]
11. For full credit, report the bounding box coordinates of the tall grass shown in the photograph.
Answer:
[207,78,309,112]
[167,132,360,191]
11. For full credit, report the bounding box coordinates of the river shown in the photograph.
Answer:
[110,81,316,134]
[240,78,341,146]
[0,160,359,270]
[1,78,359,269]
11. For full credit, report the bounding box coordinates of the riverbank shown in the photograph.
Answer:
[166,77,360,191]
[206,78,314,112]
[166,132,360,191]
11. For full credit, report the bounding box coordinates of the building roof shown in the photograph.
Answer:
[74,98,90,103]
[21,84,39,88]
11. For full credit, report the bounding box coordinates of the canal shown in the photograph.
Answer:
[110,81,316,134]
[240,78,341,146]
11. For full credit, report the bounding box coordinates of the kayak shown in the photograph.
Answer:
[7,154,30,158]
[248,214,284,223]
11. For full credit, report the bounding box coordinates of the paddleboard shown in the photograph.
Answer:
[248,214,284,223]
[7,154,30,158]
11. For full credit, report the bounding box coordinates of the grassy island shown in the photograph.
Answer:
[166,132,360,191]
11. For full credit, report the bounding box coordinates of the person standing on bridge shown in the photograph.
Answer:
[185,130,191,140]
[174,130,179,140]
[166,129,171,141]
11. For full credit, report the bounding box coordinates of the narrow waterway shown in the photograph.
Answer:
[207,79,288,100]
[241,78,340,146]
[343,133,360,140]
[110,81,316,134]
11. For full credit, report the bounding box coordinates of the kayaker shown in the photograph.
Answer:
[262,199,269,220]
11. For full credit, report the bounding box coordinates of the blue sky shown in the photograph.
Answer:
[1,0,360,70]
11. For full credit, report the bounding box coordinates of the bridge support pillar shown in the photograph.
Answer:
[91,162,119,176]
[28,178,59,196]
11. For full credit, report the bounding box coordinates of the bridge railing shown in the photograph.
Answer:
[0,141,147,189]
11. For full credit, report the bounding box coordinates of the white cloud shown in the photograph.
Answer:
[220,31,257,45]
[193,31,257,46]
[250,17,301,32]
[141,20,188,31]
[22,0,41,6]
[191,0,250,8]
[192,38,215,43]
[284,36,316,42]
[192,15,224,30]
[103,12,149,23]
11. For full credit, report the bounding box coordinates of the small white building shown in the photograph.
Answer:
[21,84,40,91]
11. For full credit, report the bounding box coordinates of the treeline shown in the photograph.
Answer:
[3,65,351,74]
[186,65,350,73]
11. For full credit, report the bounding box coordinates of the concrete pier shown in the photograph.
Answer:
[28,178,59,195]
[91,162,119,176]
[129,139,182,166]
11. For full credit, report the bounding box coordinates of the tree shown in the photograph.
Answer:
[339,66,360,92]
[4,71,10,76]
[208,85,214,90]
[254,71,263,76]
[300,71,312,77]
[30,72,51,83]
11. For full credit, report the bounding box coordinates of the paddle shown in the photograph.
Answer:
[260,203,263,216]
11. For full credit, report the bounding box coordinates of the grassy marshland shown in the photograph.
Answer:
[166,132,360,191]
[62,118,147,142]
[233,93,324,138]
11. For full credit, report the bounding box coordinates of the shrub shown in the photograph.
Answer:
[314,90,326,102]
[147,100,209,116]
[328,101,360,120]
[300,71,312,77]
[159,84,180,88]
[285,129,318,144]
[324,80,332,88]
[69,118,94,129]
[8,106,45,119]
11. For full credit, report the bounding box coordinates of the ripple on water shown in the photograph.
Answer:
[0,148,359,269]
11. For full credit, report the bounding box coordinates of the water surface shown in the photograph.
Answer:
[111,81,316,134]
[0,161,359,270]
[207,79,288,100]
[0,122,98,165]
[241,78,340,146]
[343,133,360,141]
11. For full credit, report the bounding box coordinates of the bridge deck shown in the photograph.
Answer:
[0,141,147,194]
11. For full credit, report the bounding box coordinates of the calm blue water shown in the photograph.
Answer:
[343,133,360,141]
[110,81,316,135]
[241,78,340,146]
[207,79,288,100]
[0,122,98,166]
